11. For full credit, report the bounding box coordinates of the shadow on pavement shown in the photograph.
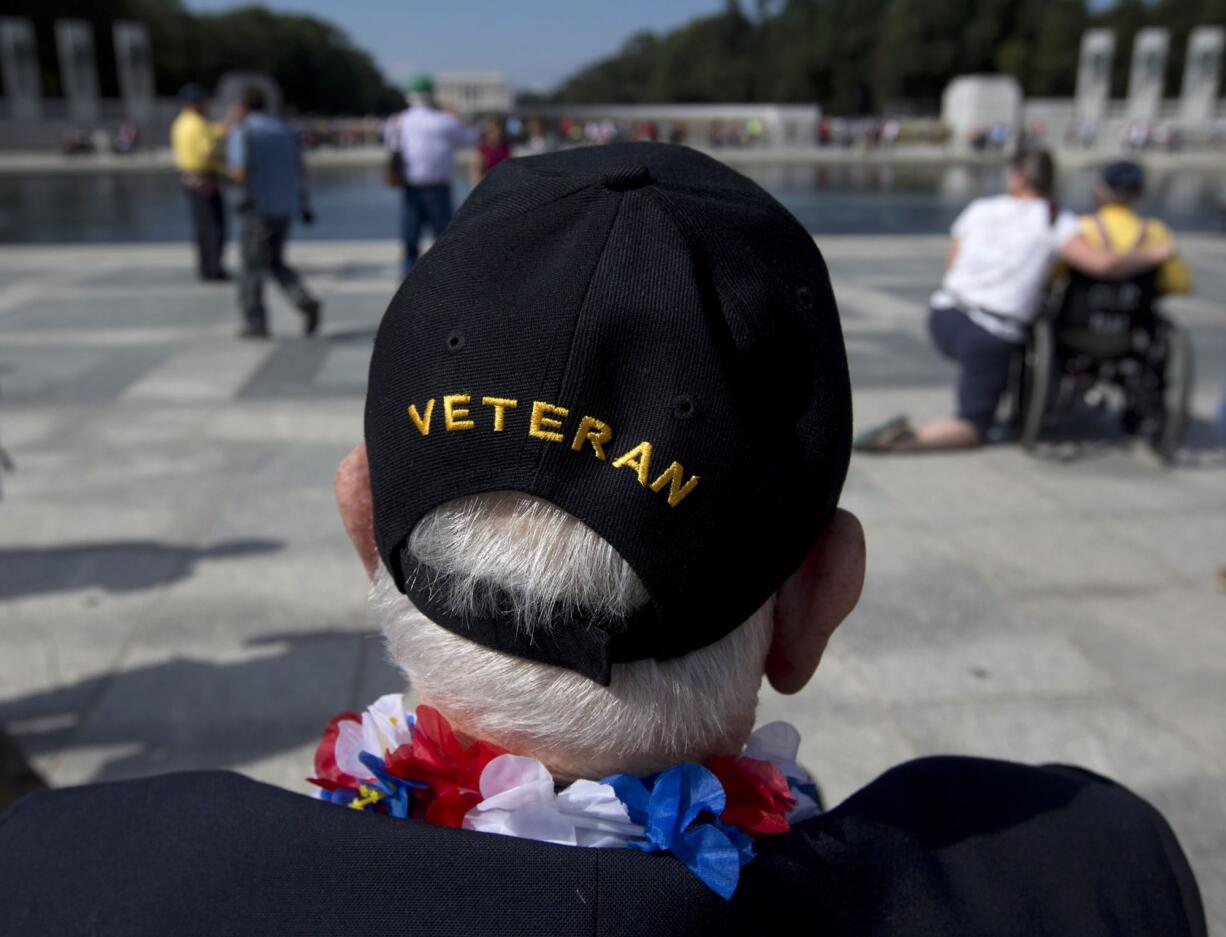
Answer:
[1027,413,1225,467]
[0,728,45,813]
[0,629,404,785]
[324,326,377,344]
[1175,416,1226,468]
[0,538,283,600]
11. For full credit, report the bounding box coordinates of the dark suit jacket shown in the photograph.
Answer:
[0,756,1205,936]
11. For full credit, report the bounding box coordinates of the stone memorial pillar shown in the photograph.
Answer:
[1075,29,1115,129]
[1181,26,1224,124]
[1126,28,1169,122]
[0,17,42,121]
[55,19,100,124]
[113,20,155,123]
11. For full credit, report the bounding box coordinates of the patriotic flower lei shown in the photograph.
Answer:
[309,694,820,899]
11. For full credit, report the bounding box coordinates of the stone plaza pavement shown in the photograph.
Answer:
[1,236,1224,926]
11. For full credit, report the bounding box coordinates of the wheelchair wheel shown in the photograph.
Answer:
[1151,320,1194,462]
[1019,318,1053,450]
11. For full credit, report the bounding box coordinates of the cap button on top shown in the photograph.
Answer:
[598,164,652,191]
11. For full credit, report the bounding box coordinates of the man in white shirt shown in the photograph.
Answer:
[385,74,478,277]
[855,150,1174,451]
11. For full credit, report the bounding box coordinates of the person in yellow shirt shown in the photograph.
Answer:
[170,84,231,281]
[1079,160,1192,296]
[1071,160,1195,440]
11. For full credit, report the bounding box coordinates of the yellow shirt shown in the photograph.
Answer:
[170,110,225,174]
[1079,203,1192,295]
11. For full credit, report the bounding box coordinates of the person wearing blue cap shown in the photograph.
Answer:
[1076,160,1203,445]
[1079,160,1191,297]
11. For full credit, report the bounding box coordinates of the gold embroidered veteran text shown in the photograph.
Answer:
[405,395,699,507]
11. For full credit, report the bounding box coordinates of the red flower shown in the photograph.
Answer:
[704,755,795,837]
[310,710,363,790]
[384,706,507,828]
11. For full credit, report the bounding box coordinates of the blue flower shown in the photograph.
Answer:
[317,786,358,807]
[604,764,753,899]
[358,750,427,820]
[603,773,651,823]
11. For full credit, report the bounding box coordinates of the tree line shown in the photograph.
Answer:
[6,0,404,116]
[546,0,1226,114]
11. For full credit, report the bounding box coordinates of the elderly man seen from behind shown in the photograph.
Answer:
[0,144,1206,937]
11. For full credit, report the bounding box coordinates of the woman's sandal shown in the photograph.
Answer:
[852,415,918,452]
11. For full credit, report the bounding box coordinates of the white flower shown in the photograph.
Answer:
[463,754,645,848]
[362,693,413,756]
[335,693,412,783]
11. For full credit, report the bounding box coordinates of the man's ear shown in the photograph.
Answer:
[765,508,865,695]
[335,442,380,580]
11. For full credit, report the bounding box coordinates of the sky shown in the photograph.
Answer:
[183,0,727,92]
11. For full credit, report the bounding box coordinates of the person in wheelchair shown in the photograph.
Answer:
[1030,159,1194,450]
[1056,160,1189,355]
[854,150,1174,453]
[1075,160,1191,299]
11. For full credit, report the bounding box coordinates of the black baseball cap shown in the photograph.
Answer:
[365,142,851,685]
[1101,160,1146,198]
[178,82,208,104]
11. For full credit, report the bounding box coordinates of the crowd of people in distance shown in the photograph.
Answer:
[59,121,142,156]
[967,122,1012,151]
[1067,116,1226,151]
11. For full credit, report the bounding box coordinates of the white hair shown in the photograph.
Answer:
[372,492,773,779]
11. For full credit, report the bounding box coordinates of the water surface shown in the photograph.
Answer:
[0,161,1221,244]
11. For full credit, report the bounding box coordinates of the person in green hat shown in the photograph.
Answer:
[384,72,478,277]
[406,73,434,95]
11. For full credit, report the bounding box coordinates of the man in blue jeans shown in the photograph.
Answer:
[227,86,321,339]
[384,74,478,278]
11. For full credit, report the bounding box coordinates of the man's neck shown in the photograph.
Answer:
[435,701,753,784]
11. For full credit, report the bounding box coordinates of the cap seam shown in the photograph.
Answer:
[644,183,769,329]
[483,171,596,223]
[528,190,629,490]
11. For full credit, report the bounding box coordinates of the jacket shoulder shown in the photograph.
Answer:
[769,756,1206,937]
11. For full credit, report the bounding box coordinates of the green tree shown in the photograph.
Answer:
[875,0,968,107]
[1,0,401,114]
[544,0,1214,113]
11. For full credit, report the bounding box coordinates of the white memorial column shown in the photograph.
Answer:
[1180,26,1224,126]
[0,17,42,121]
[55,19,100,125]
[113,20,155,124]
[1126,28,1169,123]
[1075,29,1116,135]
